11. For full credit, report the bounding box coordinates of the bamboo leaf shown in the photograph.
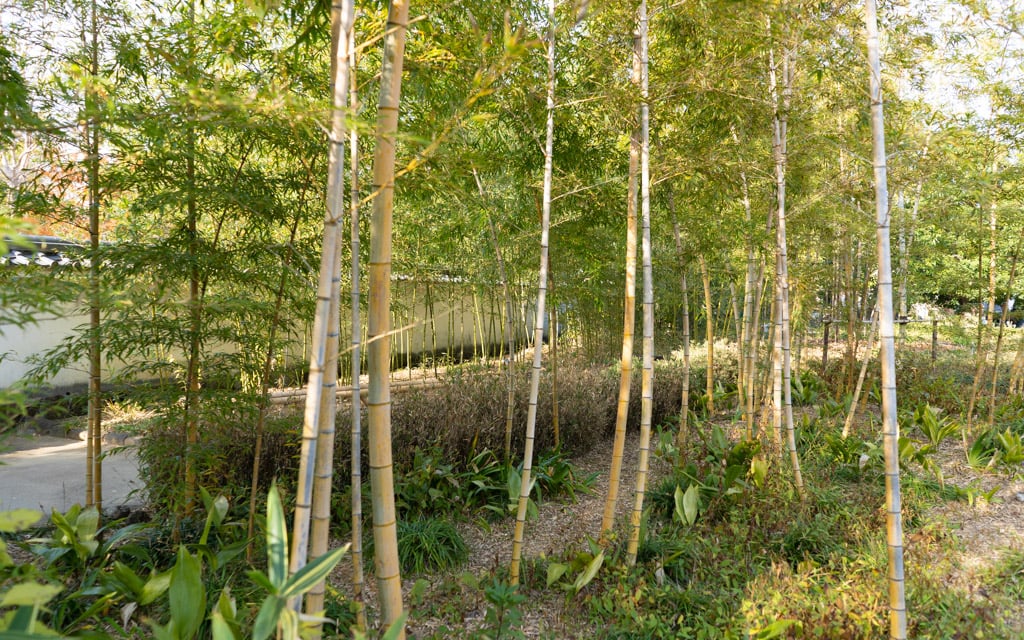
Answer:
[0,509,42,532]
[251,596,283,640]
[546,562,568,587]
[682,484,700,525]
[169,546,205,640]
[246,570,275,593]
[0,583,63,607]
[750,457,768,489]
[140,570,171,606]
[572,551,604,595]
[279,545,348,599]
[266,483,287,591]
[380,612,409,640]
[112,561,145,598]
[210,610,236,640]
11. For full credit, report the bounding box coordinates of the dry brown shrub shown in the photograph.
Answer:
[139,357,698,501]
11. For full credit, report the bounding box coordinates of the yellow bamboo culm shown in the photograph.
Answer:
[510,0,556,586]
[670,214,690,464]
[843,311,878,440]
[599,13,641,542]
[699,254,714,415]
[367,0,410,635]
[626,0,652,567]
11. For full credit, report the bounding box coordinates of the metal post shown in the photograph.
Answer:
[931,318,938,362]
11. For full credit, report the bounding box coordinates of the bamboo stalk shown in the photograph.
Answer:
[740,170,756,433]
[746,265,765,439]
[671,213,691,463]
[290,0,353,616]
[182,0,201,512]
[366,1,410,632]
[510,0,555,585]
[346,26,366,629]
[599,20,640,541]
[770,44,804,495]
[247,198,304,561]
[549,269,559,449]
[865,1,908,634]
[85,0,102,511]
[843,309,878,439]
[626,0,652,567]
[699,255,714,414]
[988,242,1022,425]
[474,169,517,463]
[306,3,355,631]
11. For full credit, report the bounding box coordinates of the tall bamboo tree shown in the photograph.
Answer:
[599,13,641,541]
[510,0,556,586]
[698,254,714,413]
[84,0,103,510]
[865,0,907,635]
[306,1,355,628]
[769,42,804,495]
[290,0,354,604]
[671,214,691,463]
[366,0,410,632]
[626,0,651,567]
[346,29,368,632]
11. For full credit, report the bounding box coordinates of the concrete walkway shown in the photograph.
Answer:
[0,435,143,515]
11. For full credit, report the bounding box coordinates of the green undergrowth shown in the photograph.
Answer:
[565,415,1016,639]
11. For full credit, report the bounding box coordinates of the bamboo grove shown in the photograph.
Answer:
[6,0,1024,638]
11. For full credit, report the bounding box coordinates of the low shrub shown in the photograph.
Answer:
[138,356,691,514]
[368,516,468,575]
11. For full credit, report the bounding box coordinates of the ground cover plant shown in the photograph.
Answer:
[6,328,1024,638]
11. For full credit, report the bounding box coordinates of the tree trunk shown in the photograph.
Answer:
[865,1,908,634]
[291,0,353,620]
[988,241,1021,425]
[699,255,714,414]
[771,45,804,495]
[365,0,410,632]
[626,0,651,566]
[346,33,367,628]
[671,214,691,462]
[549,269,559,448]
[599,17,641,541]
[307,3,355,632]
[843,308,878,439]
[85,0,103,510]
[510,0,555,586]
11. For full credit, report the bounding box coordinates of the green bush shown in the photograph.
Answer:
[380,517,469,575]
